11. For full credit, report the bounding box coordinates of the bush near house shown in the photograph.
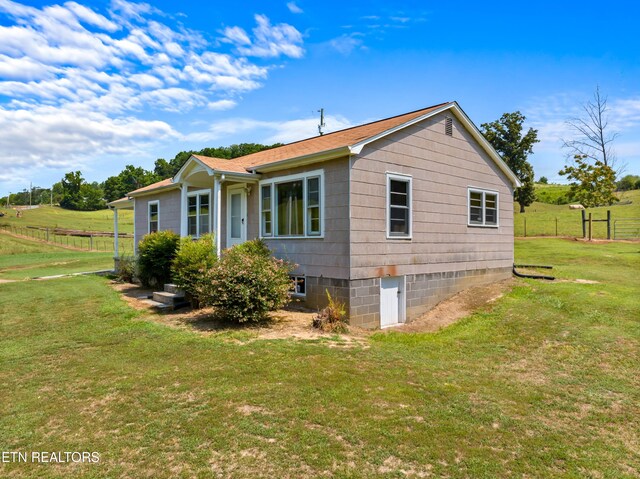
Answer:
[313,290,349,333]
[136,230,180,288]
[171,234,217,307]
[195,239,294,323]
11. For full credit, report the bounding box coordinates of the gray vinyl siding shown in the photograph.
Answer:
[260,157,350,279]
[349,112,515,280]
[133,189,181,245]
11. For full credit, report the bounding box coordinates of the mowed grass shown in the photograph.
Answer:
[0,205,133,233]
[0,238,638,477]
[515,189,640,238]
[0,233,114,279]
[534,183,573,204]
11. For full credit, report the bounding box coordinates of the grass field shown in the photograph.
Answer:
[515,189,640,238]
[1,238,638,478]
[0,205,135,254]
[534,183,573,204]
[0,205,133,233]
[0,234,114,280]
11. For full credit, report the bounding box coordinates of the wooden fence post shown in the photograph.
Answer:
[582,209,586,238]
[90,235,93,251]
[588,213,593,241]
[524,217,527,237]
[607,210,611,240]
[555,217,558,237]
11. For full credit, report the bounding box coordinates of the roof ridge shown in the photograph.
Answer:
[238,102,451,161]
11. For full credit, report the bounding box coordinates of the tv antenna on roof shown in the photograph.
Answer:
[318,108,325,136]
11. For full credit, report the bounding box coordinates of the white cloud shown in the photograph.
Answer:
[286,2,303,14]
[186,114,354,144]
[221,14,304,59]
[207,99,237,111]
[0,1,305,186]
[327,34,364,56]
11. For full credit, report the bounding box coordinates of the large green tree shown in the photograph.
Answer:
[60,171,106,211]
[559,155,618,207]
[103,165,159,203]
[481,112,539,213]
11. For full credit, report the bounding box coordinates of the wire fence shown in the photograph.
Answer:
[0,224,134,254]
[514,211,640,240]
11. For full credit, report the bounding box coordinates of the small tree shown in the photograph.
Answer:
[481,112,539,212]
[563,87,618,169]
[559,155,618,208]
[538,176,549,184]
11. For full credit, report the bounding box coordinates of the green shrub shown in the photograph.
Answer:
[171,234,217,307]
[196,240,294,323]
[312,290,349,333]
[234,238,271,258]
[115,256,136,283]
[137,230,180,287]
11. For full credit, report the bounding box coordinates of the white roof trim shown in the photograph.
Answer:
[349,102,521,188]
[173,155,214,183]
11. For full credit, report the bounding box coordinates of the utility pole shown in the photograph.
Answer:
[50,187,53,206]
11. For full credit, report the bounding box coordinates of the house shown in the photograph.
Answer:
[109,102,520,329]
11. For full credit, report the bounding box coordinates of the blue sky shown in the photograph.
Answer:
[0,0,638,196]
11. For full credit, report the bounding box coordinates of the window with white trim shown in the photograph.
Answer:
[260,170,323,238]
[387,173,412,238]
[187,191,210,237]
[148,201,159,233]
[468,188,499,227]
[290,275,306,296]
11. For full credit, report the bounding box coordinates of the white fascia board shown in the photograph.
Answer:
[248,146,351,174]
[349,102,521,189]
[173,155,214,183]
[448,102,522,188]
[127,184,179,199]
[107,198,134,209]
[215,170,261,181]
[349,103,454,155]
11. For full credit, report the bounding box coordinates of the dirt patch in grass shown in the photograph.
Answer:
[391,279,516,333]
[111,280,518,340]
[110,281,370,345]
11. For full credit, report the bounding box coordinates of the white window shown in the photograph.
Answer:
[148,201,159,233]
[261,184,273,237]
[468,188,499,227]
[290,275,306,296]
[386,173,412,239]
[260,170,324,238]
[187,191,210,237]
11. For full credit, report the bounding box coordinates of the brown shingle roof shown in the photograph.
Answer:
[128,178,175,196]
[128,102,454,195]
[210,102,450,170]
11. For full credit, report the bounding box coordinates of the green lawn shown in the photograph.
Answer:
[0,238,638,477]
[515,189,640,238]
[0,234,115,280]
[0,205,133,233]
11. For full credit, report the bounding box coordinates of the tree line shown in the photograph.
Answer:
[1,143,281,211]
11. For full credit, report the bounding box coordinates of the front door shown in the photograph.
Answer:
[380,276,406,328]
[227,186,247,247]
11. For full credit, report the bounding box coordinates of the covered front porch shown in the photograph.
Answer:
[108,155,261,263]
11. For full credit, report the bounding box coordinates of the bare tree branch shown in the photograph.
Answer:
[563,86,619,169]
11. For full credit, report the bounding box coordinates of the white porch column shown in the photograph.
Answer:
[213,175,222,256]
[113,208,119,258]
[180,183,188,237]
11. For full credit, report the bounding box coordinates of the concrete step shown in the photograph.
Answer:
[164,283,184,294]
[141,299,172,310]
[153,291,186,305]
